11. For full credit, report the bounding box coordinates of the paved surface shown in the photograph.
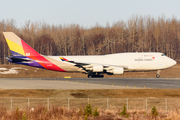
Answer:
[0,78,180,89]
[0,78,126,89]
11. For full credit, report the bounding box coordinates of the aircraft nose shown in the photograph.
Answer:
[172,60,177,66]
[169,59,176,67]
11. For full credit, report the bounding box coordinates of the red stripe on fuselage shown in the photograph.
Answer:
[21,39,66,72]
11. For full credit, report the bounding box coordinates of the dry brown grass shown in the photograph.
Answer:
[0,64,180,78]
[1,89,180,98]
[0,89,55,98]
[0,89,177,99]
[0,105,180,120]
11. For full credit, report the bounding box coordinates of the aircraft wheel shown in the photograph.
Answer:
[88,75,91,78]
[88,74,104,78]
[156,74,160,78]
[100,75,104,78]
[95,75,104,78]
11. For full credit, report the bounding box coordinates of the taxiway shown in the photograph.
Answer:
[0,78,179,89]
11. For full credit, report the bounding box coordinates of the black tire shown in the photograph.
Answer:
[89,74,104,78]
[156,74,160,78]
[100,75,104,78]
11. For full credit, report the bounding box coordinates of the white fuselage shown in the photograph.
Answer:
[46,52,176,72]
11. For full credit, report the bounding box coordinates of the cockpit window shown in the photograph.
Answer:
[161,54,165,56]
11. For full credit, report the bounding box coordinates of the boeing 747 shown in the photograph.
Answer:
[3,32,176,78]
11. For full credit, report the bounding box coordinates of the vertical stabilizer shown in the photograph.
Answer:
[3,32,66,72]
[3,32,25,56]
[3,32,40,57]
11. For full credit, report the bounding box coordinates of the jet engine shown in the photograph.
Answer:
[93,65,103,72]
[85,65,103,72]
[107,67,124,74]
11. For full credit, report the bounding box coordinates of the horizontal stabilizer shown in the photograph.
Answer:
[7,56,32,63]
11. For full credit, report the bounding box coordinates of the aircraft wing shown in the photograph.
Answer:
[60,56,128,74]
[66,60,128,71]
[68,60,90,66]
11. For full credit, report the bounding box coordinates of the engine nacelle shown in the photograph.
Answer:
[92,65,103,72]
[113,67,124,74]
[107,67,124,74]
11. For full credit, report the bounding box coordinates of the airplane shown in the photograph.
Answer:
[3,32,177,78]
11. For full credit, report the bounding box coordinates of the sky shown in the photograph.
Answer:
[0,0,180,28]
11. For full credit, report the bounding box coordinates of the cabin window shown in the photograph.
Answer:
[161,54,165,56]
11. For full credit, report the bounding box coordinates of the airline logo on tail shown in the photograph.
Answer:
[3,32,40,57]
[3,32,66,72]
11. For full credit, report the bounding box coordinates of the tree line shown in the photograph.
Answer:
[0,15,180,64]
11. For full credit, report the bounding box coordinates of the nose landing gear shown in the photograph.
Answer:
[156,70,161,78]
[156,74,160,78]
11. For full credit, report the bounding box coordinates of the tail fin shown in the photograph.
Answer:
[3,32,66,72]
[3,32,40,57]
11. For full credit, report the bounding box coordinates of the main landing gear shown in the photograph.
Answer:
[88,74,104,78]
[87,73,104,78]
[156,70,161,78]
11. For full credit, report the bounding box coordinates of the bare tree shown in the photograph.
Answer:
[1,15,180,64]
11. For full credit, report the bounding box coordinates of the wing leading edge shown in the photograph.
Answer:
[62,58,128,78]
